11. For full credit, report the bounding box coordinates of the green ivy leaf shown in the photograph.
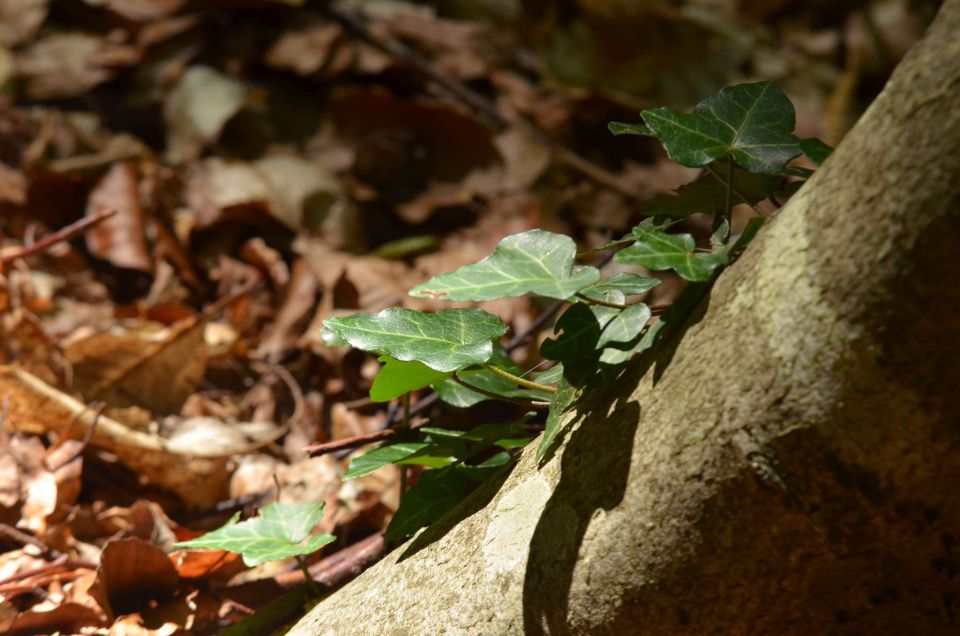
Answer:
[539,304,602,380]
[385,467,474,540]
[432,348,548,407]
[344,442,455,480]
[597,302,652,348]
[409,230,600,301]
[579,273,661,299]
[608,121,654,136]
[800,137,832,166]
[614,222,730,282]
[643,164,780,217]
[174,502,335,567]
[641,82,801,174]
[536,378,577,461]
[323,308,507,372]
[370,356,450,402]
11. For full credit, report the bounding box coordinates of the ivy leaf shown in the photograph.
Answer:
[597,303,652,348]
[343,442,454,480]
[641,82,801,174]
[409,230,600,301]
[432,347,548,407]
[385,467,475,540]
[615,222,730,282]
[534,364,564,386]
[370,356,450,402]
[536,378,577,461]
[643,164,780,217]
[174,502,334,567]
[800,137,833,165]
[608,121,654,136]
[579,273,661,299]
[323,308,507,372]
[539,304,602,382]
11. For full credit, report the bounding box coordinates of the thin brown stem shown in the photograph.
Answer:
[1,209,117,267]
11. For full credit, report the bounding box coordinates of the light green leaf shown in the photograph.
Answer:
[641,82,801,174]
[614,221,730,282]
[534,364,564,386]
[370,356,450,402]
[385,467,474,540]
[536,379,577,461]
[579,273,661,299]
[174,502,334,567]
[409,230,600,301]
[323,308,507,372]
[643,164,780,217]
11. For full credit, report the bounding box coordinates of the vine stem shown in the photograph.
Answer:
[574,292,628,309]
[451,376,550,409]
[480,363,557,394]
[705,163,763,219]
[723,156,735,236]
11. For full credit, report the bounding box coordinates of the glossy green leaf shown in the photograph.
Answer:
[641,82,801,174]
[540,304,602,369]
[344,442,436,480]
[432,348,545,407]
[597,302,651,348]
[608,121,654,136]
[385,467,474,540]
[174,502,335,567]
[579,273,661,299]
[409,230,600,301]
[643,164,780,217]
[534,364,564,386]
[370,356,450,402]
[536,378,577,461]
[615,222,730,282]
[323,308,507,372]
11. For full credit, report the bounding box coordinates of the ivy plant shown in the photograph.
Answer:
[317,81,831,542]
[315,81,834,541]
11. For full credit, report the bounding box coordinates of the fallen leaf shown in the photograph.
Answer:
[163,66,246,163]
[90,538,179,617]
[85,161,153,273]
[0,0,49,48]
[15,32,140,99]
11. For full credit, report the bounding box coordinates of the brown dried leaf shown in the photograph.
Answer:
[65,316,207,415]
[15,32,140,99]
[266,21,345,76]
[255,257,319,361]
[85,161,153,273]
[90,537,179,617]
[0,0,48,48]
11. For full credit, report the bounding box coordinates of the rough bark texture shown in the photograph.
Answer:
[293,3,960,634]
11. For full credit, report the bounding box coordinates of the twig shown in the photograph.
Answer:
[0,209,117,267]
[317,4,639,201]
[305,427,402,456]
[0,556,97,588]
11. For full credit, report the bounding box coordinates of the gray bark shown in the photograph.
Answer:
[292,2,960,633]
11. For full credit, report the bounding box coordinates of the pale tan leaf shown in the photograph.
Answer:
[163,66,246,163]
[85,161,153,273]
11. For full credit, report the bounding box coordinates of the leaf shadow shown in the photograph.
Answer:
[521,290,710,633]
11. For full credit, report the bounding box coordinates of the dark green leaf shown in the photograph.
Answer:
[323,308,507,372]
[536,379,577,461]
[409,230,599,301]
[641,82,801,174]
[608,121,654,136]
[370,356,450,402]
[614,222,730,282]
[643,164,780,217]
[539,304,602,375]
[432,348,547,407]
[385,467,474,540]
[344,442,446,480]
[800,137,832,165]
[174,502,335,567]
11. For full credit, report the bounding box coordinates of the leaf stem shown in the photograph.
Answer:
[296,555,321,597]
[480,363,558,394]
[705,162,762,218]
[451,376,550,409]
[574,292,628,309]
[723,156,734,237]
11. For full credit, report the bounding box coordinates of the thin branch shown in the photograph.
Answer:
[480,363,557,394]
[1,209,117,267]
[305,428,402,456]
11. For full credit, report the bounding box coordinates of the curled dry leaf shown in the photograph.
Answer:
[85,161,153,273]
[89,537,179,618]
